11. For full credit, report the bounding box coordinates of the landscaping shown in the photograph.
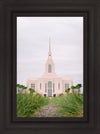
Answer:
[17,93,50,117]
[17,84,83,117]
[51,93,83,117]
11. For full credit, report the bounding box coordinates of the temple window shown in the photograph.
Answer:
[53,83,55,92]
[45,83,47,92]
[58,83,60,89]
[65,84,69,90]
[48,64,52,73]
[40,83,42,90]
[48,81,52,88]
[31,84,35,89]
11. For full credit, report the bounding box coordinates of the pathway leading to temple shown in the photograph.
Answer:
[34,101,59,117]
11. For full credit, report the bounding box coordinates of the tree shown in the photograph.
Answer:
[21,85,28,93]
[24,86,27,93]
[71,86,76,89]
[76,84,82,94]
[16,84,23,93]
[17,84,27,93]
[24,86,27,89]
[29,88,35,94]
[71,86,76,93]
[65,88,70,94]
[20,85,24,93]
[71,84,82,94]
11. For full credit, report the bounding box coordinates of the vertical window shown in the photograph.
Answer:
[31,84,35,89]
[40,83,42,90]
[48,64,52,73]
[53,83,55,92]
[45,83,47,92]
[58,83,60,89]
[65,84,69,90]
[48,81,52,88]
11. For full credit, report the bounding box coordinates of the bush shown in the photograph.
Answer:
[29,88,35,94]
[17,93,49,117]
[59,93,63,96]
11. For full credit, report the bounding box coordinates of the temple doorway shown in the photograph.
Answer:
[48,81,52,97]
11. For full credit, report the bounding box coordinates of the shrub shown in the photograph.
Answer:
[59,93,63,96]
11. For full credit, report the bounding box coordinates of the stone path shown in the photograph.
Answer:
[34,101,58,117]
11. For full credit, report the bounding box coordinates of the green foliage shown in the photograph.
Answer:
[29,88,35,94]
[24,86,27,89]
[35,93,42,96]
[71,86,76,89]
[76,84,82,89]
[17,93,50,117]
[59,93,64,96]
[17,84,27,93]
[65,88,70,93]
[71,84,82,89]
[71,86,76,93]
[17,84,20,87]
[51,93,83,117]
[71,84,82,94]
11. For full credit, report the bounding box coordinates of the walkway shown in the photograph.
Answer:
[34,101,58,117]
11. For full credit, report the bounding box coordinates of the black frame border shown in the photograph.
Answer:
[0,0,99,134]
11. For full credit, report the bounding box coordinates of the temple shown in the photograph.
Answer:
[26,37,73,97]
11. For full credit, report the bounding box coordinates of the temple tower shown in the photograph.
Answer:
[42,37,58,77]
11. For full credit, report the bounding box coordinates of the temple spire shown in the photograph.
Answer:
[48,37,51,57]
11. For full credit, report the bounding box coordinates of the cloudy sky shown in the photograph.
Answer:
[17,17,83,92]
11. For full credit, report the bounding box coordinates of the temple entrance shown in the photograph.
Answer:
[48,90,52,97]
[48,81,52,97]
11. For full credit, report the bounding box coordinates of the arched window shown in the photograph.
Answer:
[48,64,52,73]
[48,81,52,88]
[48,81,52,97]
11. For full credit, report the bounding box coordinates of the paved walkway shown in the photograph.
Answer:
[34,101,58,117]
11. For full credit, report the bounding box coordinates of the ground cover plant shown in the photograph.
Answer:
[17,83,83,117]
[51,93,83,117]
[17,93,50,117]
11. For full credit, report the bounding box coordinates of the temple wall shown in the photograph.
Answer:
[26,77,73,97]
